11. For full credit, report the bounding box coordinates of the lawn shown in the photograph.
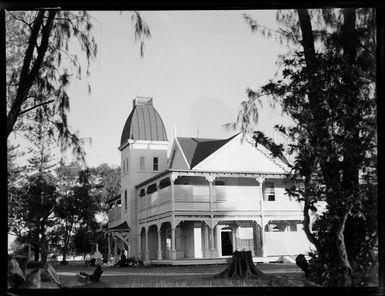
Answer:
[48,263,310,288]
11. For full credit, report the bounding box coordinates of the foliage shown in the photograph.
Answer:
[73,227,94,258]
[54,165,100,263]
[236,8,377,286]
[17,173,59,263]
[6,10,151,162]
[6,10,97,162]
[7,142,26,236]
[89,163,121,213]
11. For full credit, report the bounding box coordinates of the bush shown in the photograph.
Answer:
[125,256,143,267]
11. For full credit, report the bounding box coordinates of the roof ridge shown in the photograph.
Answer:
[177,133,239,142]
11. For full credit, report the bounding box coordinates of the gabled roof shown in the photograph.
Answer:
[176,133,239,169]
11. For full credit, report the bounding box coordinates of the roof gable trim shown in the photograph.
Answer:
[175,137,191,170]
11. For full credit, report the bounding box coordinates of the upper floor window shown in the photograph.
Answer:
[126,158,129,174]
[153,157,159,171]
[124,190,127,211]
[139,156,145,171]
[264,182,275,201]
[123,159,126,175]
[139,188,146,197]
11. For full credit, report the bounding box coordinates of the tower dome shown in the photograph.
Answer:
[120,97,168,145]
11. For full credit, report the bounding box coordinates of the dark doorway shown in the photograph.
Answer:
[221,230,233,256]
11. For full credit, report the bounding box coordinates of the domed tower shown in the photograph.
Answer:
[119,97,168,256]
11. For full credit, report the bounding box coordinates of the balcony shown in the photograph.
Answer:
[214,186,260,211]
[174,185,210,211]
[138,183,303,220]
[264,200,303,211]
[139,186,172,220]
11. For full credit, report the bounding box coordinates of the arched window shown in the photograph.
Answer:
[153,157,159,171]
[124,190,127,211]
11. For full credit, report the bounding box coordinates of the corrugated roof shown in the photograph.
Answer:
[120,98,168,145]
[107,221,130,232]
[177,133,239,169]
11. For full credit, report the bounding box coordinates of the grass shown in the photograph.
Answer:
[48,264,309,288]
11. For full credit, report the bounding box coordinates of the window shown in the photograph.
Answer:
[139,188,146,197]
[264,182,275,201]
[124,190,127,211]
[153,157,159,171]
[159,178,171,189]
[147,183,157,194]
[139,156,145,171]
[126,158,129,173]
[123,159,125,175]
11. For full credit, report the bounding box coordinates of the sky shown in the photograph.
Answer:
[13,10,294,168]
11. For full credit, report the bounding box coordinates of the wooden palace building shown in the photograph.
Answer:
[106,97,313,264]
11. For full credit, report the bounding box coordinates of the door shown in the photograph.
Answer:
[221,229,233,256]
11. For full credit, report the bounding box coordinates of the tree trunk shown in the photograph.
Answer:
[40,232,48,264]
[62,229,68,264]
[215,251,264,279]
[62,221,73,264]
[302,177,324,263]
[34,246,39,262]
[336,210,352,286]
[6,10,57,138]
[297,9,316,68]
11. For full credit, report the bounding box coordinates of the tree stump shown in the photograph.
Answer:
[215,251,264,279]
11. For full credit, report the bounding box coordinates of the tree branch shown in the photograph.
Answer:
[7,10,45,137]
[7,10,58,138]
[18,99,55,116]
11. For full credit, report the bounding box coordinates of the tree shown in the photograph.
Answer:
[235,8,377,286]
[8,104,60,263]
[72,227,94,260]
[89,163,121,214]
[54,166,100,264]
[73,219,104,260]
[17,173,58,263]
[6,10,151,161]
[216,251,264,279]
[7,142,26,237]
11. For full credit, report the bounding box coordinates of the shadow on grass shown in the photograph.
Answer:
[60,273,310,288]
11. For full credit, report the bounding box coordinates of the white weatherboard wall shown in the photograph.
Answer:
[264,231,314,256]
[120,140,168,256]
[193,135,289,173]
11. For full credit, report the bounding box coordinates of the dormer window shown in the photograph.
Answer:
[139,156,145,171]
[153,157,159,171]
